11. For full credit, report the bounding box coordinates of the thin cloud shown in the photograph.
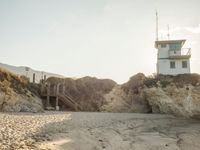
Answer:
[185,24,200,34]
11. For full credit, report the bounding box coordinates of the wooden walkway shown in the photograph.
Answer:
[41,83,82,111]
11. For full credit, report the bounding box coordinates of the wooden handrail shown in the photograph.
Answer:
[40,83,82,110]
[57,92,82,110]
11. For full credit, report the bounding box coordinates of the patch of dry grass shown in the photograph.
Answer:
[0,68,31,95]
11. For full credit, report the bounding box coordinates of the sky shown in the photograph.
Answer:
[0,0,200,83]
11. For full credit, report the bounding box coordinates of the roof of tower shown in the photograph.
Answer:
[155,39,186,48]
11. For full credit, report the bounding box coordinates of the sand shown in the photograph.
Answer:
[0,112,200,150]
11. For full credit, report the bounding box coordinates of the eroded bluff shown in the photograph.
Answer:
[0,69,43,112]
[101,73,200,118]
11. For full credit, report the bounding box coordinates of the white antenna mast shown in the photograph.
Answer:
[156,10,159,41]
[167,25,170,40]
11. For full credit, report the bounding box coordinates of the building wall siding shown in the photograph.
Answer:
[157,59,190,75]
[158,44,169,58]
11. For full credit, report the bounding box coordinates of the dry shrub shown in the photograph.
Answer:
[46,76,116,111]
[0,68,32,95]
[122,73,146,94]
[144,73,200,88]
[173,74,200,87]
[0,80,12,95]
[27,83,41,97]
[144,77,158,88]
[123,73,200,92]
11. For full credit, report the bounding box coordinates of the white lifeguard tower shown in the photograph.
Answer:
[155,12,191,75]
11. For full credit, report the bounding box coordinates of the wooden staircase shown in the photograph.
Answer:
[41,83,82,111]
[57,92,82,111]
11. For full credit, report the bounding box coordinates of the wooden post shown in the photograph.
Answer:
[53,85,57,96]
[46,83,50,108]
[63,83,65,95]
[56,84,60,111]
[41,83,44,94]
[44,75,47,81]
[33,73,35,83]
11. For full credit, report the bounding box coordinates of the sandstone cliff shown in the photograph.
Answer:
[0,69,43,112]
[46,73,200,118]
[102,73,200,118]
[101,74,151,113]
[143,74,200,118]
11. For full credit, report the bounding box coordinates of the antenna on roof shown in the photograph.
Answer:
[167,25,170,40]
[155,10,159,41]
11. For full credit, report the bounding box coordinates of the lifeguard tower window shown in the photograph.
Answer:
[182,61,188,68]
[169,43,181,50]
[161,44,167,48]
[170,61,176,69]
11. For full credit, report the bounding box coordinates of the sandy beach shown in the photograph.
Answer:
[0,112,200,150]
